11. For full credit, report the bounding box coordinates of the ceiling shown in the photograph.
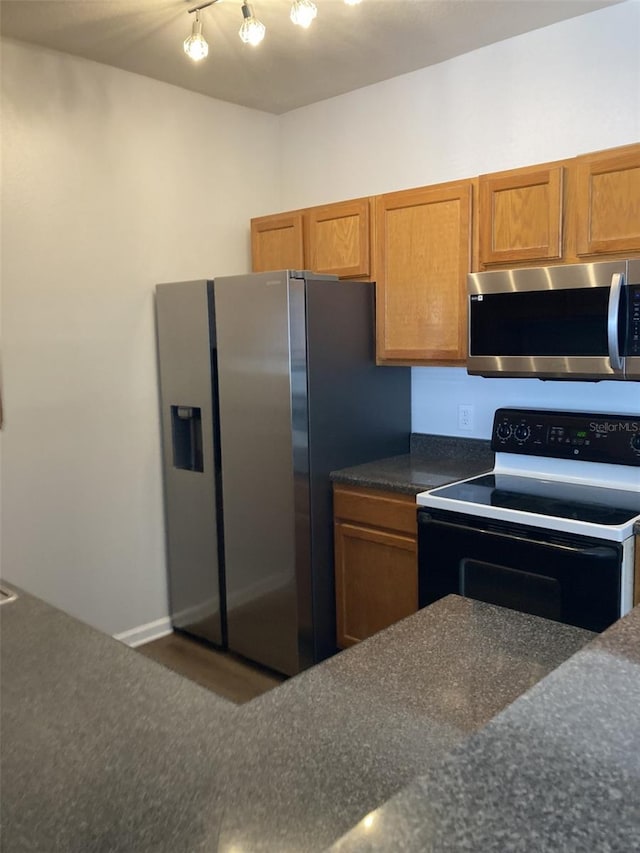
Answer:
[0,0,623,114]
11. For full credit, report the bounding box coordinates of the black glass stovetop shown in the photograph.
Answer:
[430,473,640,526]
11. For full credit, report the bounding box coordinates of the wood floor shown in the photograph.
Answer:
[137,631,286,704]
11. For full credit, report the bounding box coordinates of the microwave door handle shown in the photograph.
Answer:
[607,272,624,372]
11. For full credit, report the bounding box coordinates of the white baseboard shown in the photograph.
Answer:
[171,596,220,630]
[114,616,173,648]
[114,569,291,648]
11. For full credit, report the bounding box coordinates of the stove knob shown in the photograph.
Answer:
[496,423,512,441]
[514,424,531,443]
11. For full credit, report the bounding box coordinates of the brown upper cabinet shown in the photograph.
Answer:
[307,198,372,278]
[374,180,472,365]
[575,144,640,258]
[478,163,564,268]
[250,197,372,279]
[249,143,640,366]
[251,212,305,272]
[476,143,640,269]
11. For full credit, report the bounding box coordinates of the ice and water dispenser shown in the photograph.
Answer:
[171,405,203,473]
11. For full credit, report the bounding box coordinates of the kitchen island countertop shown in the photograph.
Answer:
[1,586,593,852]
[331,604,640,852]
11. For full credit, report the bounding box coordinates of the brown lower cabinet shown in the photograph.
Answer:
[333,484,418,648]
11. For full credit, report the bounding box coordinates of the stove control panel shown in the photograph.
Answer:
[491,408,640,466]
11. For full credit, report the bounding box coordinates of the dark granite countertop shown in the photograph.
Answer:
[210,597,592,852]
[0,586,593,853]
[330,434,494,495]
[0,590,235,853]
[331,604,640,853]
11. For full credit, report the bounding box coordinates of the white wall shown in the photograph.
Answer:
[279,1,640,437]
[0,40,280,635]
[2,3,640,638]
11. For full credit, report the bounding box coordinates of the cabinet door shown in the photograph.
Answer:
[307,198,372,278]
[251,212,304,272]
[575,144,640,257]
[478,165,563,266]
[334,521,417,648]
[375,181,471,364]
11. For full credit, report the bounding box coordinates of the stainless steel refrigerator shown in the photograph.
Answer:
[156,271,410,676]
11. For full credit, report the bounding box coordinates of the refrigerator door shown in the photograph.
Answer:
[214,271,306,676]
[304,278,412,663]
[155,280,224,646]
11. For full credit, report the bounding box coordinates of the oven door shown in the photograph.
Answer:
[418,509,623,632]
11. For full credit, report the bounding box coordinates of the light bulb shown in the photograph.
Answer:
[290,0,317,29]
[239,3,266,45]
[344,0,362,5]
[184,11,209,61]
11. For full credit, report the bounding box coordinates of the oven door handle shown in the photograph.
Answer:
[418,514,615,558]
[607,271,625,373]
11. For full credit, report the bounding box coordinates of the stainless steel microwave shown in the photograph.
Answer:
[467,259,640,381]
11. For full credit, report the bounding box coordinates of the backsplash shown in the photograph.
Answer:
[412,367,640,440]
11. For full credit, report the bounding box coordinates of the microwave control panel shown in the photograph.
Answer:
[491,408,640,466]
[623,284,640,356]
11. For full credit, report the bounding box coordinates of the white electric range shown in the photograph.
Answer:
[416,408,640,632]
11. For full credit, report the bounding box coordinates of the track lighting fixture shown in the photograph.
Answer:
[239,3,266,46]
[183,9,208,61]
[290,0,318,29]
[182,0,364,59]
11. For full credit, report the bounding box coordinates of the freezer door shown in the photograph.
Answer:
[155,280,223,646]
[214,271,307,676]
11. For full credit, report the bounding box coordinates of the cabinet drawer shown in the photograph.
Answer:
[333,484,417,536]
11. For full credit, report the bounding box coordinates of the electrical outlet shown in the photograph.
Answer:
[458,404,474,431]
